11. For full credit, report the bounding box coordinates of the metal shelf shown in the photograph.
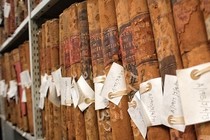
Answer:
[0,16,29,53]
[0,115,35,140]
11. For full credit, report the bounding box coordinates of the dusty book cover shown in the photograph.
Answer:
[146,0,197,139]
[77,2,99,140]
[173,0,210,139]
[19,41,34,135]
[87,0,113,139]
[99,0,134,140]
[59,10,68,140]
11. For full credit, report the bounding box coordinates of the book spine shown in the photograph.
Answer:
[59,11,68,140]
[146,0,196,139]
[173,0,210,139]
[87,0,113,139]
[77,2,99,140]
[99,0,134,139]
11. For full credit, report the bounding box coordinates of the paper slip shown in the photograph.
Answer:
[52,68,62,96]
[140,77,163,126]
[7,80,18,98]
[4,2,11,18]
[77,76,95,111]
[176,62,210,125]
[20,70,32,89]
[100,62,127,105]
[162,75,185,132]
[21,88,27,103]
[48,82,60,107]
[60,77,72,106]
[71,78,81,108]
[39,74,50,98]
[39,96,45,109]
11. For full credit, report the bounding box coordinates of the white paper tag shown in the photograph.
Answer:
[4,84,8,98]
[100,62,126,105]
[20,70,32,89]
[4,2,11,18]
[39,74,50,98]
[176,63,210,125]
[39,96,45,109]
[48,82,60,107]
[162,75,185,132]
[94,82,109,110]
[128,92,150,139]
[7,80,18,98]
[60,77,72,106]
[21,88,27,103]
[52,68,62,97]
[140,77,163,126]
[71,78,80,108]
[77,76,95,112]
[0,80,6,96]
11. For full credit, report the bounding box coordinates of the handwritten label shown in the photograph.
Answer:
[101,62,126,105]
[7,80,18,99]
[71,78,80,108]
[140,77,163,126]
[94,82,109,110]
[51,68,62,96]
[77,76,95,112]
[20,70,32,89]
[39,74,50,98]
[4,2,11,18]
[48,82,60,107]
[60,77,72,106]
[176,63,210,125]
[162,75,185,132]
[128,92,150,139]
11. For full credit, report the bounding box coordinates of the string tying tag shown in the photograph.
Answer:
[140,82,152,94]
[108,90,127,99]
[93,75,106,83]
[168,115,185,125]
[128,101,137,108]
[84,98,95,104]
[191,66,210,80]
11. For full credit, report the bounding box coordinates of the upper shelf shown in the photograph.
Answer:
[31,0,82,20]
[0,16,29,53]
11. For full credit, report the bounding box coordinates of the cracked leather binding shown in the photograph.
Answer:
[173,0,210,139]
[127,0,171,139]
[78,2,100,140]
[99,0,134,140]
[19,41,34,135]
[87,0,113,139]
[147,0,197,139]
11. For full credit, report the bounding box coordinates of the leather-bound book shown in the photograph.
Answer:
[77,2,99,140]
[19,41,34,135]
[87,0,113,139]
[99,0,134,140]
[147,0,197,139]
[173,0,210,139]
[68,4,86,139]
[12,48,28,132]
[59,10,68,140]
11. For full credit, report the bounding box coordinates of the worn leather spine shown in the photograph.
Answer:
[59,10,68,140]
[173,0,210,139]
[87,0,113,139]
[98,0,134,140]
[77,2,100,140]
[147,0,197,139]
[12,48,28,131]
[127,0,171,139]
[48,19,62,140]
[68,4,87,140]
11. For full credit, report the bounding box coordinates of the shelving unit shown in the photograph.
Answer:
[0,0,80,139]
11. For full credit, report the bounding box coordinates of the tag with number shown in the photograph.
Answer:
[100,62,126,105]
[140,77,163,126]
[176,63,210,125]
[52,68,62,97]
[77,76,95,112]
[128,92,150,139]
[162,75,185,132]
